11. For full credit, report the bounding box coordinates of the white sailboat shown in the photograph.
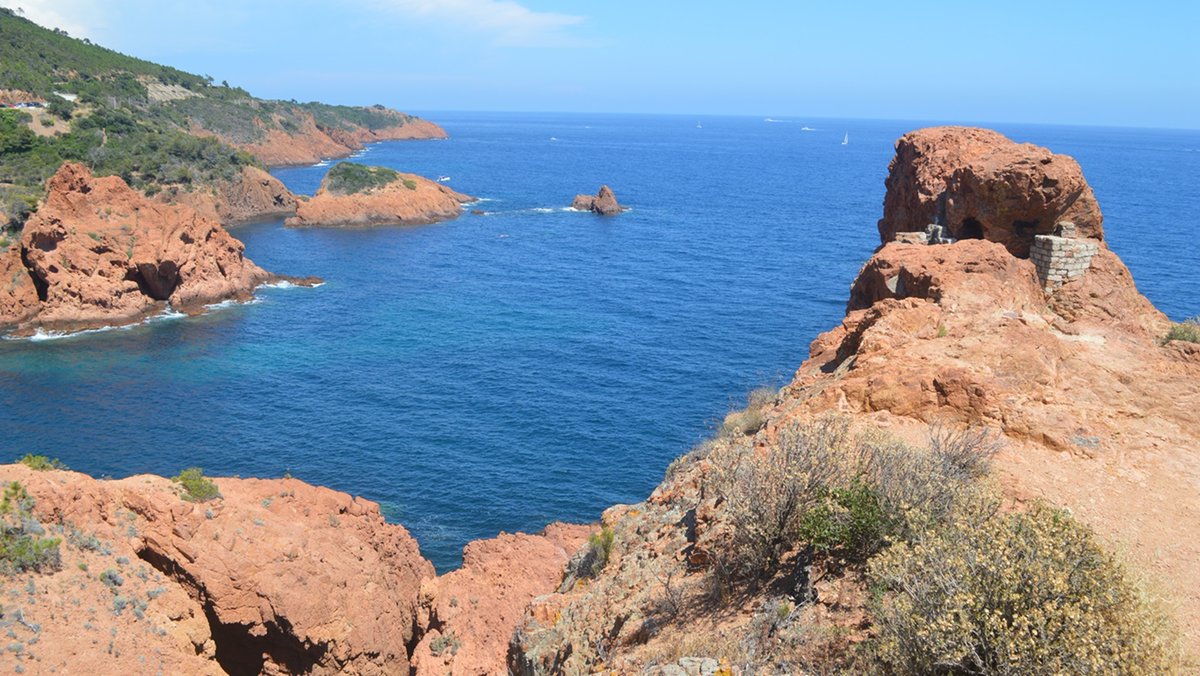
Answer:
[842,132,849,145]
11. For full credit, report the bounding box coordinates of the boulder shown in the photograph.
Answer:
[877,127,1103,257]
[572,185,623,215]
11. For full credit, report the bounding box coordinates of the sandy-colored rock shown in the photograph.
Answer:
[3,163,278,333]
[877,127,1103,256]
[286,169,473,228]
[0,464,434,675]
[572,185,623,215]
[411,523,591,675]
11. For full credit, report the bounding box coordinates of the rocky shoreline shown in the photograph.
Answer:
[1,127,1196,672]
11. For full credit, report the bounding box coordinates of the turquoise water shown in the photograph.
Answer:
[1,113,1196,569]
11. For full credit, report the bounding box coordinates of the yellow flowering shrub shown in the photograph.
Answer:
[869,503,1178,674]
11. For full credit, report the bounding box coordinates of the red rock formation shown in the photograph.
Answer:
[877,127,1103,256]
[200,111,448,167]
[286,169,473,228]
[509,128,1200,669]
[572,185,623,216]
[0,163,287,334]
[411,523,591,675]
[1,464,433,674]
[167,165,298,224]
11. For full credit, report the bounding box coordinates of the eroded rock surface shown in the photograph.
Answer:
[0,465,433,675]
[877,126,1103,256]
[168,165,298,224]
[286,169,472,228]
[412,523,591,675]
[572,185,623,215]
[1,163,284,334]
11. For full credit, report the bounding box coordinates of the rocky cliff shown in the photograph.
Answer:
[0,163,306,335]
[505,128,1197,671]
[4,127,1195,673]
[206,111,448,168]
[166,166,298,225]
[286,165,473,228]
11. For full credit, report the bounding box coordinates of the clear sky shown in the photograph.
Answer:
[3,0,1198,128]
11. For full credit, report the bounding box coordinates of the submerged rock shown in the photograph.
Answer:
[572,185,623,215]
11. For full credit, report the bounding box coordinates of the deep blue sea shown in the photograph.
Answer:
[1,113,1197,569]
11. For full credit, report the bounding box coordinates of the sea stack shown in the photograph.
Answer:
[572,185,623,215]
[285,162,473,228]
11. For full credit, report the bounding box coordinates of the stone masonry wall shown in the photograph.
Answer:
[1031,222,1099,291]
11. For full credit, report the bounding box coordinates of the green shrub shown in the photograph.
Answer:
[402,178,418,191]
[430,629,461,657]
[1164,317,1200,344]
[323,162,399,195]
[707,416,998,587]
[16,454,67,471]
[171,467,220,502]
[583,526,616,577]
[869,503,1178,673]
[0,482,61,575]
[797,480,892,560]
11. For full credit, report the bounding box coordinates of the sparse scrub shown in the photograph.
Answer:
[1164,317,1200,344]
[869,503,1179,673]
[718,386,777,438]
[15,455,67,471]
[707,415,999,586]
[580,526,616,578]
[0,482,60,575]
[430,629,461,657]
[402,178,418,190]
[171,467,220,503]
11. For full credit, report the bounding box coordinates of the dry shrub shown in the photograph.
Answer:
[707,415,999,586]
[869,503,1179,674]
[718,386,778,438]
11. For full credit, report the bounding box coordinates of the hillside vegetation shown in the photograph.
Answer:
[0,8,430,230]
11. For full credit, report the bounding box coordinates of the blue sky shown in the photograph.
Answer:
[4,0,1198,128]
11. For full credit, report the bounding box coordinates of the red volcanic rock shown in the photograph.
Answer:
[1,465,434,675]
[0,243,39,325]
[877,127,1103,256]
[7,163,274,332]
[200,109,449,167]
[168,165,298,224]
[572,185,623,216]
[412,523,591,675]
[285,168,472,228]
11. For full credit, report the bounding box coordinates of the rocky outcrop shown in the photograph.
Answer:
[166,165,298,224]
[286,168,473,228]
[572,185,623,215]
[0,163,304,335]
[0,464,433,675]
[412,523,592,675]
[506,129,1200,669]
[877,127,1103,256]
[208,111,448,167]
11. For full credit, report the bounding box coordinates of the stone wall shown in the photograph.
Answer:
[1030,221,1099,291]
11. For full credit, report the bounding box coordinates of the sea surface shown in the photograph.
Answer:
[1,113,1196,570]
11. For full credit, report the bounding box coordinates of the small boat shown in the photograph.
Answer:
[437,176,451,183]
[842,133,849,145]
[801,126,816,131]
[696,121,703,129]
